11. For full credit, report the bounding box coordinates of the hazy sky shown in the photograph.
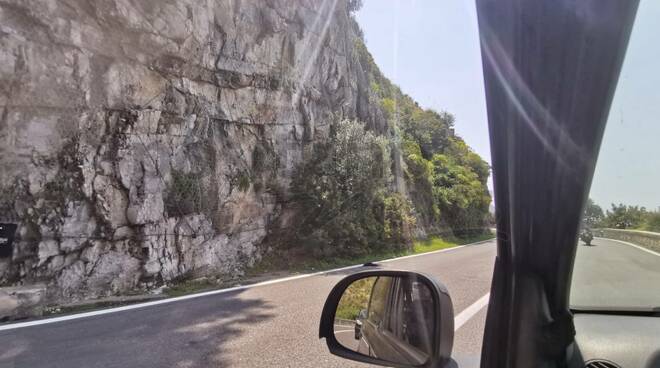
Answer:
[356,0,660,211]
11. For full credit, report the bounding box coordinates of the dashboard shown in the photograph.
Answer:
[570,314,660,368]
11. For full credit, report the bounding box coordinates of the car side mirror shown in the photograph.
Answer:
[319,270,455,368]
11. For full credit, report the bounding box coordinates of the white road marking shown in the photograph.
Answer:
[378,239,492,264]
[0,240,494,331]
[595,237,660,257]
[0,264,359,332]
[454,293,490,331]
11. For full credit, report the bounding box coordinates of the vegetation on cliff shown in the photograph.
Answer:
[354,38,491,235]
[290,119,416,258]
[287,15,492,258]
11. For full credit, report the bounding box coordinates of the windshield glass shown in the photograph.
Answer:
[0,0,495,367]
[5,0,652,367]
[570,0,660,312]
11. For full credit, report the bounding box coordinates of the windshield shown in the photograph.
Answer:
[0,0,494,367]
[1,0,651,367]
[570,0,660,312]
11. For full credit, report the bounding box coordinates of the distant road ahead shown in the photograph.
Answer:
[571,237,660,309]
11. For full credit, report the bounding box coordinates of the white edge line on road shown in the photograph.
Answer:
[0,239,495,332]
[454,293,490,332]
[595,237,660,257]
[378,239,492,264]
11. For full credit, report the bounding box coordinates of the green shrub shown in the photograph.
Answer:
[351,36,492,239]
[642,212,660,232]
[431,152,491,233]
[336,277,375,320]
[234,171,251,192]
[602,203,647,229]
[357,35,492,236]
[380,98,396,119]
[166,170,204,215]
[291,119,413,257]
[381,193,416,245]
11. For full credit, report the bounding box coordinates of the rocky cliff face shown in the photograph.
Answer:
[0,0,390,302]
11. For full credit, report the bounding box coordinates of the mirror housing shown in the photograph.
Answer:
[319,270,455,368]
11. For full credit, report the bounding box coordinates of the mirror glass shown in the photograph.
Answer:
[334,275,435,366]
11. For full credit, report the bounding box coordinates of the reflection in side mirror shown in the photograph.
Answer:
[320,271,455,368]
[335,276,434,365]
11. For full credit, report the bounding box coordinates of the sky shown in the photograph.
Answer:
[356,0,660,211]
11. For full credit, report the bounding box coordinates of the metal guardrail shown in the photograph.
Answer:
[594,228,660,254]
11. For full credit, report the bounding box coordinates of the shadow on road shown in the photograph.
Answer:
[0,290,275,368]
[168,290,276,367]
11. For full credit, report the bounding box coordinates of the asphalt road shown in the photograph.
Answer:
[3,238,654,368]
[334,323,360,351]
[0,241,496,368]
[571,237,660,309]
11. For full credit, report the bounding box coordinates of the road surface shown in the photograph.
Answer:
[571,237,660,309]
[0,241,495,368]
[0,237,656,367]
[334,322,360,352]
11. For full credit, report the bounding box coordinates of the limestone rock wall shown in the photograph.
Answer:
[0,0,388,302]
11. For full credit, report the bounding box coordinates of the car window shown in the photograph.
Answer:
[384,278,400,334]
[570,0,660,312]
[381,277,435,352]
[401,280,434,350]
[0,0,499,366]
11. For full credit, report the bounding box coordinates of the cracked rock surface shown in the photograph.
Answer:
[0,0,392,304]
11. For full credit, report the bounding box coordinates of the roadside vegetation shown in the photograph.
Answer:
[251,232,493,276]
[154,232,495,299]
[162,278,220,297]
[281,29,493,262]
[582,198,660,232]
[335,277,375,320]
[143,1,496,302]
[413,232,494,253]
[288,119,416,259]
[354,35,491,235]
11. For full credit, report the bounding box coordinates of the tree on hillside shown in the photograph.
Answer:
[603,203,647,229]
[400,109,453,159]
[353,37,492,237]
[431,153,491,234]
[290,119,415,257]
[643,212,660,232]
[581,198,604,228]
